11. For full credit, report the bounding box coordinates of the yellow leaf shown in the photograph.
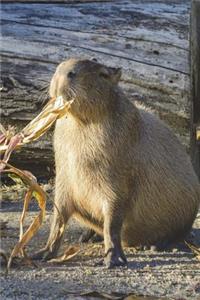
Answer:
[185,240,200,260]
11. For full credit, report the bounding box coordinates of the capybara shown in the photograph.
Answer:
[34,58,200,267]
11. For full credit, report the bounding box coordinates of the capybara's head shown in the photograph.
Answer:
[50,58,122,121]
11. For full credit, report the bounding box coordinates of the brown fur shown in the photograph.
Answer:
[35,58,200,267]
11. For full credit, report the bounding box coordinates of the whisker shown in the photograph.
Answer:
[37,86,50,107]
[39,83,49,91]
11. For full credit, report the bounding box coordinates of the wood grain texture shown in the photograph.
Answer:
[0,0,190,178]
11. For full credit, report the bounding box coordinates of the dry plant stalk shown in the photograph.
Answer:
[0,96,73,163]
[0,96,75,269]
[3,163,46,270]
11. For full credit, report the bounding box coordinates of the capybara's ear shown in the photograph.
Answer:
[99,66,122,84]
[109,67,122,84]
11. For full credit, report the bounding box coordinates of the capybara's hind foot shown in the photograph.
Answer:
[104,248,127,268]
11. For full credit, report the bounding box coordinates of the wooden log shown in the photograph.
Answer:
[0,0,191,178]
[190,0,200,179]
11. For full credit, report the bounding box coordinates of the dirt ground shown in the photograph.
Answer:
[0,184,200,300]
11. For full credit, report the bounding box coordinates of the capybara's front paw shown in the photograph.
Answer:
[31,247,56,261]
[79,229,103,243]
[104,248,127,268]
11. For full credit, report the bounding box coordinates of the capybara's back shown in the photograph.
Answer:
[122,108,200,247]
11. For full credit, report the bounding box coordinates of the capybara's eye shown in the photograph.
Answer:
[68,71,76,79]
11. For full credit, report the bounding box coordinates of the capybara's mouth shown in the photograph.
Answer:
[57,94,75,107]
[62,89,76,103]
[65,95,75,102]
